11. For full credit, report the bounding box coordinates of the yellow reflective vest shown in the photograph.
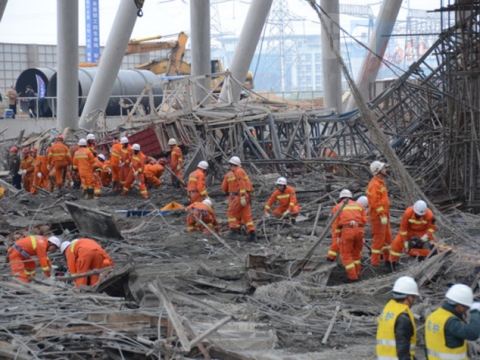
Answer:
[376,299,416,359]
[425,307,467,360]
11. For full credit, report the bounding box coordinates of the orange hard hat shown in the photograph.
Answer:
[10,146,18,153]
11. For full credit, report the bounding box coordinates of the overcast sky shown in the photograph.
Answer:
[0,0,443,46]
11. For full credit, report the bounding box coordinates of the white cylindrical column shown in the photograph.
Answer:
[190,0,210,105]
[57,0,79,131]
[79,0,138,130]
[218,0,273,103]
[321,0,342,113]
[345,0,402,112]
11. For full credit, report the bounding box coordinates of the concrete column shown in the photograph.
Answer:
[345,0,402,112]
[79,0,138,130]
[190,0,210,105]
[0,0,8,23]
[321,0,342,113]
[218,0,273,103]
[57,0,79,131]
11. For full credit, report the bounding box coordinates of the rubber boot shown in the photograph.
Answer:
[247,231,257,243]
[226,229,239,239]
[84,188,90,200]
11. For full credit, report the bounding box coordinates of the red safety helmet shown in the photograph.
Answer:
[22,147,30,155]
[10,146,18,153]
[31,147,38,153]
[158,158,168,165]
[56,135,64,141]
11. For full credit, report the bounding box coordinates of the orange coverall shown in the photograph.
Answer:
[122,151,148,198]
[73,147,97,191]
[110,142,123,190]
[223,166,255,233]
[48,141,72,188]
[366,175,392,266]
[120,144,133,187]
[331,199,367,280]
[264,186,301,219]
[8,235,52,282]
[144,163,164,188]
[187,168,208,204]
[186,202,219,234]
[31,154,49,194]
[20,154,34,192]
[69,144,81,187]
[64,238,114,287]
[170,145,184,187]
[92,155,104,198]
[390,206,437,262]
[327,202,342,261]
[100,160,112,187]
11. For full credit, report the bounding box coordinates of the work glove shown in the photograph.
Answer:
[69,181,74,187]
[283,210,291,218]
[107,168,112,175]
[176,165,181,171]
[37,172,42,178]
[349,220,358,226]
[240,196,247,207]
[134,171,138,176]
[95,167,102,173]
[421,234,429,242]
[380,216,388,225]
[264,212,271,219]
[404,241,409,251]
[119,161,124,167]
[470,302,480,312]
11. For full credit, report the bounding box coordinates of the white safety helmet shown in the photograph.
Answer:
[202,199,212,207]
[357,195,368,208]
[132,143,141,151]
[370,161,385,175]
[98,154,105,161]
[48,236,61,248]
[86,133,95,141]
[446,284,473,307]
[78,138,87,146]
[229,156,241,166]
[168,138,177,145]
[60,241,71,254]
[276,177,287,186]
[413,200,428,216]
[198,160,209,170]
[120,136,129,144]
[392,276,419,296]
[339,189,353,199]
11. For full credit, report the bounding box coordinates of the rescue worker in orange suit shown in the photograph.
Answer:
[376,276,419,360]
[425,284,480,360]
[97,154,112,187]
[264,177,301,224]
[366,161,392,268]
[19,147,34,192]
[186,199,219,234]
[319,147,339,173]
[73,138,97,200]
[224,156,257,242]
[69,142,81,189]
[119,136,133,190]
[144,158,165,188]
[60,238,114,288]
[110,137,124,191]
[8,235,61,282]
[168,138,184,188]
[121,143,148,199]
[48,135,72,191]
[330,189,367,282]
[390,200,437,270]
[187,161,210,204]
[222,166,243,230]
[327,190,351,263]
[31,147,49,194]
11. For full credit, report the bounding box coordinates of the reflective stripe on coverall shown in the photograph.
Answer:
[73,148,97,191]
[227,166,255,233]
[186,202,219,234]
[48,141,72,186]
[187,168,208,204]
